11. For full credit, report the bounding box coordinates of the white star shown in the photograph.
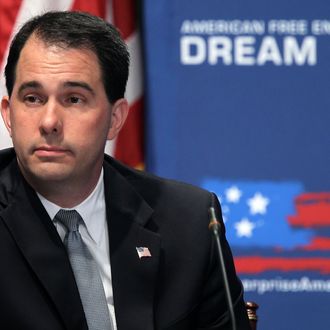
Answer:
[247,192,269,215]
[225,186,242,203]
[234,218,255,238]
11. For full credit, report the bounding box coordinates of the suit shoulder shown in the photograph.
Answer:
[105,155,212,209]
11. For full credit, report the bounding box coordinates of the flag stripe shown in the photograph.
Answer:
[0,0,21,67]
[125,31,144,104]
[112,0,136,39]
[235,256,330,274]
[111,0,144,168]
[71,0,106,18]
[114,98,144,168]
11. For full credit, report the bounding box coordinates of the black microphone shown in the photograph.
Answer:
[209,196,237,330]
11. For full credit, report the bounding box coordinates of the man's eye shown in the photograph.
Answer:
[24,95,42,103]
[68,96,83,104]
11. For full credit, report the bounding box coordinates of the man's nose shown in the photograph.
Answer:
[39,100,63,135]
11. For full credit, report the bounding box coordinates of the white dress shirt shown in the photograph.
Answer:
[37,169,117,329]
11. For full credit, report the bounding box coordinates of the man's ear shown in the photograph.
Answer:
[1,96,12,137]
[107,98,129,140]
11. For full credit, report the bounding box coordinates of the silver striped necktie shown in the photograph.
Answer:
[55,209,113,330]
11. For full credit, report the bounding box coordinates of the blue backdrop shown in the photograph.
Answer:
[143,1,330,329]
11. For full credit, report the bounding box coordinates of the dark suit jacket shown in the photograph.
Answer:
[0,148,250,329]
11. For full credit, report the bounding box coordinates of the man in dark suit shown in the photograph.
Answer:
[0,11,250,330]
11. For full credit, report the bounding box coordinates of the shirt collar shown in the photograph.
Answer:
[37,168,106,245]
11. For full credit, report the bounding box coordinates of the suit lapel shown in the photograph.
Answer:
[104,162,161,330]
[0,170,87,330]
[0,156,161,329]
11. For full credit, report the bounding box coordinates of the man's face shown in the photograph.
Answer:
[1,36,127,190]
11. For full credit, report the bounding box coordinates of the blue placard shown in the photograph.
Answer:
[143,1,330,329]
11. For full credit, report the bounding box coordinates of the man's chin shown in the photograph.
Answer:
[32,172,72,183]
[23,163,74,184]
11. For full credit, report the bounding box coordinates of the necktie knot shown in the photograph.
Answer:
[55,209,82,232]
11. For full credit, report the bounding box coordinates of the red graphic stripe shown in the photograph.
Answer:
[299,237,330,251]
[235,256,330,274]
[288,192,330,227]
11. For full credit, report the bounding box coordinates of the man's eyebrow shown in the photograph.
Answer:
[63,81,95,95]
[18,81,42,94]
[17,80,95,95]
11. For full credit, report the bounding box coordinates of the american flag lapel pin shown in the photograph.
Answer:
[136,247,152,259]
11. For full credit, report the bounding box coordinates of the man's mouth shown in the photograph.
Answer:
[34,145,70,158]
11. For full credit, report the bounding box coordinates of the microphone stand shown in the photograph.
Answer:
[209,206,237,330]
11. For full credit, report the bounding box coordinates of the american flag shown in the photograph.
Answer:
[0,0,144,169]
[202,179,330,274]
[136,247,152,259]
